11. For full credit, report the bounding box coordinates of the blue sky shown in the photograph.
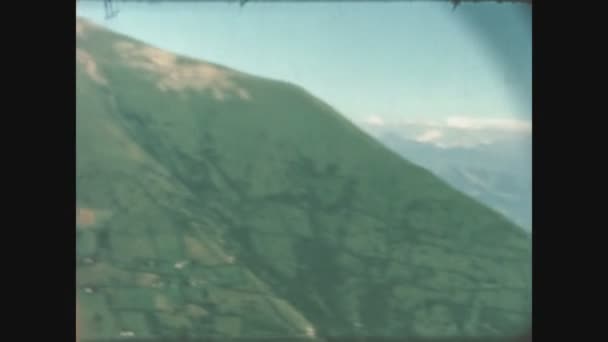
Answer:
[77,1,531,128]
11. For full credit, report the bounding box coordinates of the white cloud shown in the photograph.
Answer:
[362,115,386,127]
[445,116,532,133]
[415,129,443,143]
[358,114,531,149]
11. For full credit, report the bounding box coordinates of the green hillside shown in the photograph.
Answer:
[76,17,531,340]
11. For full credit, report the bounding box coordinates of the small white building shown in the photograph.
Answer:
[119,330,135,337]
[174,260,189,270]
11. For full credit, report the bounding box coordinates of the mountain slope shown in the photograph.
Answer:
[76,18,531,339]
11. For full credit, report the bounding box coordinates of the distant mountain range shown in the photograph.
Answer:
[363,127,532,232]
[77,17,531,340]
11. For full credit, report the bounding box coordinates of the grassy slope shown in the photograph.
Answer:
[76,18,531,339]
